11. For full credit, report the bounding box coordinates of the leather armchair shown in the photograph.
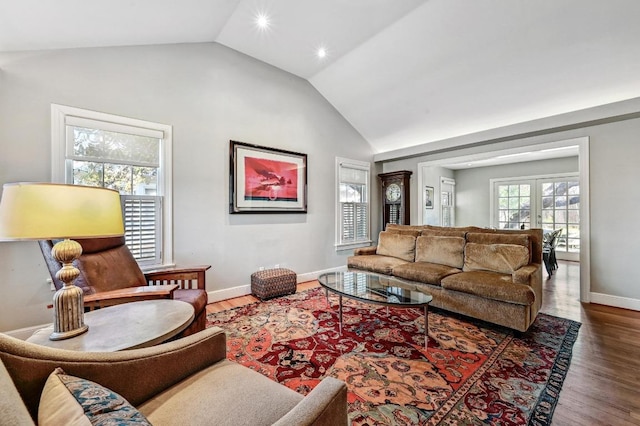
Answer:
[39,237,210,336]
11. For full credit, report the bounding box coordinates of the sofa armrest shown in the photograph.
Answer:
[0,327,227,420]
[273,377,348,426]
[353,246,377,256]
[512,264,539,284]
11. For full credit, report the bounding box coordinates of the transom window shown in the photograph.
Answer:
[51,105,173,268]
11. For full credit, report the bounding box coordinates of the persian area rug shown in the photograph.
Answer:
[207,288,580,425]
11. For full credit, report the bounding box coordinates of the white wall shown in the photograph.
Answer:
[382,117,640,306]
[420,166,454,225]
[0,42,374,331]
[454,157,578,227]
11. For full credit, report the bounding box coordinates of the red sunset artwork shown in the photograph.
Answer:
[244,157,298,201]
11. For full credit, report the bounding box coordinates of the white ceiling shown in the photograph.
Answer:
[2,0,640,156]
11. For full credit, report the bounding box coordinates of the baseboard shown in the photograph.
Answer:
[590,292,640,312]
[207,285,252,303]
[296,265,347,284]
[206,265,347,303]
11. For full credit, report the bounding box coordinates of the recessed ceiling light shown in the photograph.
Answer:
[255,13,270,30]
[317,47,327,59]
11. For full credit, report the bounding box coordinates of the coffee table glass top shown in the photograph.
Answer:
[318,271,432,306]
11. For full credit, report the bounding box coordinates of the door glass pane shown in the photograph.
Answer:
[540,178,579,254]
[568,194,580,209]
[497,183,531,229]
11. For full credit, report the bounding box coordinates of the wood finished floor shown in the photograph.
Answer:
[206,262,640,425]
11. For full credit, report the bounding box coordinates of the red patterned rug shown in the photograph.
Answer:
[207,287,580,425]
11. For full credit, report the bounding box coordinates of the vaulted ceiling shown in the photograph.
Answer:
[2,0,640,156]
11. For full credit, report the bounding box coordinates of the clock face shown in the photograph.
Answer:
[385,183,402,202]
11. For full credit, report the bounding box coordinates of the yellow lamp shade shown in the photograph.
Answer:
[0,182,124,241]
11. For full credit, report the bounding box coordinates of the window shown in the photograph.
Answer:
[336,158,371,250]
[51,104,173,268]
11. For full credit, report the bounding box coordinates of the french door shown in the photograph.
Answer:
[492,174,579,261]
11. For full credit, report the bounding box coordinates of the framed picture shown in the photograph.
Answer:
[229,140,307,214]
[424,186,434,209]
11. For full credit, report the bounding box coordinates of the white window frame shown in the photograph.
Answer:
[51,104,173,268]
[335,157,371,251]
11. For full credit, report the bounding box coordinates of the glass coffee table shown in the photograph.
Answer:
[318,271,433,348]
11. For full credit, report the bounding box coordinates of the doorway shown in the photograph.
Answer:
[416,136,590,303]
[440,177,456,227]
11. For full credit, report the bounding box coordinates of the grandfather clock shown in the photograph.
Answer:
[379,171,412,227]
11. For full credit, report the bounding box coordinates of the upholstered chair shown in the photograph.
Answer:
[39,237,209,336]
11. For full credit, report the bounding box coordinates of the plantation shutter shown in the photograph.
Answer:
[121,195,162,265]
[338,162,369,245]
[342,203,355,241]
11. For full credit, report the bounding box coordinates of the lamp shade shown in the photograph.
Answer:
[0,182,125,241]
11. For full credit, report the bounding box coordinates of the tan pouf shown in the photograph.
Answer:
[251,268,297,300]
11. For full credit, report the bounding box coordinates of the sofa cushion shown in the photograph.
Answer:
[420,229,467,238]
[385,224,430,233]
[463,243,530,274]
[376,231,417,262]
[348,255,409,275]
[415,235,465,268]
[465,232,530,246]
[441,271,535,305]
[392,262,461,285]
[385,227,422,237]
[466,232,532,263]
[39,367,151,426]
[139,360,303,425]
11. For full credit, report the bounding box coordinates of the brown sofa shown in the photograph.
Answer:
[0,328,348,425]
[348,224,543,332]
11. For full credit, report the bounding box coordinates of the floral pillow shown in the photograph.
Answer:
[39,367,151,426]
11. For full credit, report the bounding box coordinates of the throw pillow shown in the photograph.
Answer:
[415,235,465,268]
[463,243,530,274]
[39,367,151,426]
[376,231,416,262]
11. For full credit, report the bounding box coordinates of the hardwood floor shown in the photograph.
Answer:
[207,262,640,425]
[544,261,640,425]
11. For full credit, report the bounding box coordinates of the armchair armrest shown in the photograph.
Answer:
[83,284,178,310]
[0,327,227,420]
[144,265,211,290]
[353,246,377,256]
[273,377,348,426]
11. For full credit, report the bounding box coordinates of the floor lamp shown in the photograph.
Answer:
[0,182,124,340]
